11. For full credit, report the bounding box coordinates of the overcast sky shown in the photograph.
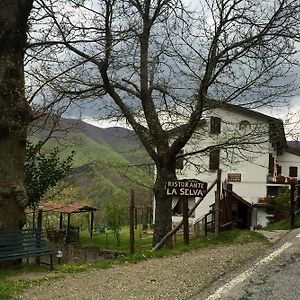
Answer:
[57,0,300,138]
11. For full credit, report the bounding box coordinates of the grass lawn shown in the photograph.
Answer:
[79,226,153,253]
[263,213,300,231]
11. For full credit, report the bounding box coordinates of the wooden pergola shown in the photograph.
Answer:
[37,203,97,243]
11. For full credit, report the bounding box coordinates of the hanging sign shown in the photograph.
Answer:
[165,179,208,197]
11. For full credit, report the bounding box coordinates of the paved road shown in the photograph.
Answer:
[190,228,300,300]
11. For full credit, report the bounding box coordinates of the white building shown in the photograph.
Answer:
[172,103,299,228]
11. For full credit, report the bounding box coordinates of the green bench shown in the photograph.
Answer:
[0,228,57,270]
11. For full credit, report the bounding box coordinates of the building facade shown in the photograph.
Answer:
[172,103,298,228]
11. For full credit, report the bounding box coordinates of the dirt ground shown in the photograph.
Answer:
[15,240,271,300]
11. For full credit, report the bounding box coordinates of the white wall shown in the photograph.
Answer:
[174,107,273,222]
[277,150,300,178]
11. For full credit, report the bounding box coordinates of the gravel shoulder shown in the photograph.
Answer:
[15,240,270,300]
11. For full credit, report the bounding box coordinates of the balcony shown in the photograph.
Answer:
[267,175,298,184]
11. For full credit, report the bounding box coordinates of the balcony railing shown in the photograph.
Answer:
[267,175,298,184]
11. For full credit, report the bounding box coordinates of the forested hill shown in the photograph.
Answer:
[29,118,154,214]
[53,118,148,166]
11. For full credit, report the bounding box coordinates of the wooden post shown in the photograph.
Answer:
[204,214,208,236]
[67,213,71,243]
[290,183,295,229]
[141,209,144,227]
[90,210,94,238]
[36,210,43,265]
[59,212,63,230]
[147,207,150,227]
[182,197,189,244]
[37,209,43,230]
[173,229,177,246]
[134,208,138,229]
[226,183,233,223]
[32,209,36,228]
[215,169,222,238]
[129,190,135,255]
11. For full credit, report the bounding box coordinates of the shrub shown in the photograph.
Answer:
[266,187,290,220]
[104,202,126,246]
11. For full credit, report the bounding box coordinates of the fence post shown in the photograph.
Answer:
[134,208,138,229]
[215,169,222,237]
[182,197,189,245]
[129,189,135,255]
[290,183,296,229]
[204,214,208,236]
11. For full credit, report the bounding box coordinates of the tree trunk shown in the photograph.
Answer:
[152,165,176,247]
[0,0,33,230]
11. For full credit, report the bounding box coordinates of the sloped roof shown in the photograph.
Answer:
[206,100,287,154]
[287,141,300,156]
[38,203,97,213]
[231,191,253,208]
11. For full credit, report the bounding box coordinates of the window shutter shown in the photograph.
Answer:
[210,117,221,134]
[268,154,274,175]
[209,148,220,170]
[289,167,298,177]
[276,164,282,175]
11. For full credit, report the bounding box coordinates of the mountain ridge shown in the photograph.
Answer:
[29,117,153,216]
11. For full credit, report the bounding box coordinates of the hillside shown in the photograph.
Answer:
[34,118,149,166]
[29,118,154,220]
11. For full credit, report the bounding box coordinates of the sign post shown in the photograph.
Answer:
[181,197,189,244]
[166,179,207,245]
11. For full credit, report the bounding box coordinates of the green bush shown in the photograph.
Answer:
[266,187,290,220]
[104,202,126,246]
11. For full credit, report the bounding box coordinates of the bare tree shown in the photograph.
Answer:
[27,0,300,246]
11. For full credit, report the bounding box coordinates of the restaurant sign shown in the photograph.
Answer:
[165,179,208,197]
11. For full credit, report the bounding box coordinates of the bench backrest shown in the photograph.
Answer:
[0,229,48,254]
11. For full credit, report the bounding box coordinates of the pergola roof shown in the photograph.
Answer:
[38,203,97,214]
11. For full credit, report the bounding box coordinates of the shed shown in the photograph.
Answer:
[38,203,97,243]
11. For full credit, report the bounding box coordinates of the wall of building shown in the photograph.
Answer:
[278,151,300,179]
[174,107,274,223]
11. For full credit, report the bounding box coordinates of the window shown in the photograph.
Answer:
[209,148,220,170]
[239,120,251,130]
[199,118,208,128]
[268,154,274,175]
[175,150,184,170]
[276,164,282,175]
[289,167,298,177]
[210,117,221,134]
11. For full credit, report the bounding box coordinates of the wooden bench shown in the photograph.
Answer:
[0,228,57,270]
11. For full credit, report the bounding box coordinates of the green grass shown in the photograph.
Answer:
[0,265,61,300]
[79,227,153,253]
[80,226,265,253]
[264,213,300,231]
[0,279,24,299]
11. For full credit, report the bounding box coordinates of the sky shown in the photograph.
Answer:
[80,93,300,142]
[43,0,300,138]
